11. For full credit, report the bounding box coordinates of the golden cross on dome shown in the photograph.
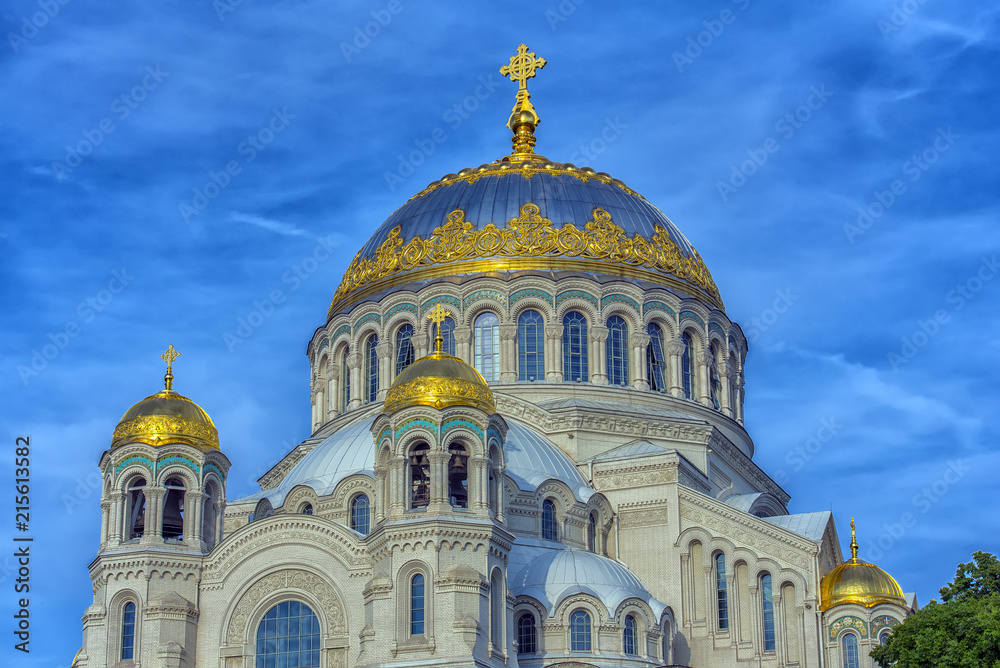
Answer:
[161,344,180,391]
[426,304,449,354]
[500,43,546,92]
[850,517,859,560]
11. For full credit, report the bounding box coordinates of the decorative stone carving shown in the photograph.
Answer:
[226,569,345,644]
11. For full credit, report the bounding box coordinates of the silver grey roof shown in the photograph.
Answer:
[504,420,594,502]
[763,511,832,542]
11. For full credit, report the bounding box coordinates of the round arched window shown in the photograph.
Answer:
[255,601,320,668]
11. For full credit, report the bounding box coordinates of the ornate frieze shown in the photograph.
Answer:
[225,569,345,644]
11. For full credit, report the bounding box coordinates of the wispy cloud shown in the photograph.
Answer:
[227,212,311,238]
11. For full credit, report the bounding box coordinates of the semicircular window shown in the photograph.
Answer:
[255,601,320,668]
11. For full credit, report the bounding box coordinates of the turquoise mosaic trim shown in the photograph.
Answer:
[679,310,706,328]
[708,322,726,340]
[510,288,553,307]
[384,302,417,321]
[203,462,225,482]
[353,313,381,333]
[643,301,677,318]
[556,289,599,310]
[319,337,330,351]
[464,290,507,310]
[332,324,351,341]
[114,454,155,476]
[378,428,392,444]
[601,294,640,313]
[829,616,868,641]
[157,454,201,475]
[442,418,485,440]
[487,427,502,447]
[420,295,461,317]
[395,418,438,440]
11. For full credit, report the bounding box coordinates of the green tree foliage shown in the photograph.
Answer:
[871,552,1000,667]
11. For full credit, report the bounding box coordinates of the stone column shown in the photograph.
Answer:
[666,339,685,398]
[545,325,563,382]
[469,455,489,513]
[455,328,472,364]
[373,464,387,523]
[347,352,362,409]
[499,324,518,382]
[390,455,407,517]
[697,348,712,407]
[719,360,734,418]
[143,487,165,543]
[631,332,650,390]
[100,499,110,548]
[312,379,325,428]
[413,333,429,359]
[376,340,392,400]
[427,451,449,513]
[591,325,608,385]
[188,490,203,548]
[329,366,341,417]
[108,491,123,543]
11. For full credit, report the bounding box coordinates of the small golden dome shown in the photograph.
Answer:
[111,345,220,451]
[384,351,496,414]
[820,519,906,611]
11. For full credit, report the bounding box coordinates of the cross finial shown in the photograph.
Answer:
[499,44,548,161]
[161,344,180,391]
[426,304,448,354]
[500,43,546,92]
[850,517,859,560]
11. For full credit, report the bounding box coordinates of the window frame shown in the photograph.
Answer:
[517,309,545,381]
[841,631,860,668]
[395,324,415,376]
[254,600,321,668]
[562,311,589,382]
[569,609,592,652]
[681,331,695,399]
[364,334,379,403]
[715,552,729,631]
[646,322,667,392]
[473,312,500,381]
[606,315,629,386]
[410,573,426,636]
[541,498,558,541]
[349,494,370,535]
[760,573,776,652]
[120,600,137,661]
[516,611,537,655]
[623,613,638,656]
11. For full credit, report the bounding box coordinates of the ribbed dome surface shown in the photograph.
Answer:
[384,351,495,413]
[112,389,219,450]
[820,557,906,611]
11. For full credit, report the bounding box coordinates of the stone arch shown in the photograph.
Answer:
[282,484,320,515]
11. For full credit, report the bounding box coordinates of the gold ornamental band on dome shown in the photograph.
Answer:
[329,203,722,317]
[384,374,496,414]
[111,413,220,451]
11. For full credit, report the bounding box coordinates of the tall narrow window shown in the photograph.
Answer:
[410,574,425,635]
[541,499,558,540]
[606,315,629,385]
[490,571,503,649]
[662,621,672,664]
[395,324,415,375]
[761,573,775,651]
[647,323,667,392]
[842,633,859,668]
[162,477,185,540]
[474,312,500,381]
[126,478,146,539]
[350,494,370,535]
[255,601,321,668]
[121,602,136,660]
[587,512,598,552]
[432,316,456,355]
[729,352,739,413]
[709,343,722,409]
[517,612,537,654]
[365,335,379,402]
[563,311,589,382]
[340,347,350,409]
[409,444,430,508]
[518,310,545,381]
[715,553,729,631]
[681,332,694,399]
[570,610,592,652]
[623,614,638,656]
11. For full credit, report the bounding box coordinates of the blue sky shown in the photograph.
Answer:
[2,1,998,665]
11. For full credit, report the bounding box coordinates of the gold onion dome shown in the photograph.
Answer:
[383,305,496,414]
[820,519,906,611]
[111,345,220,451]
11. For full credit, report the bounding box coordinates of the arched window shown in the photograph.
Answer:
[662,619,673,664]
[728,352,739,412]
[879,629,891,645]
[350,495,370,535]
[202,480,219,549]
[121,602,136,660]
[410,574,425,635]
[517,612,537,654]
[301,503,313,515]
[395,324,415,375]
[340,347,350,409]
[162,477,185,540]
[842,632,860,668]
[432,316,456,356]
[409,443,430,508]
[448,443,469,508]
[126,478,146,540]
[715,553,729,630]
[761,573,775,651]
[646,323,667,392]
[587,512,598,552]
[541,499,558,540]
[606,315,629,385]
[365,334,378,402]
[255,601,320,668]
[518,310,545,381]
[563,311,589,382]
[490,571,503,649]
[709,342,722,409]
[474,312,500,381]
[623,614,638,656]
[570,609,592,652]
[681,332,695,399]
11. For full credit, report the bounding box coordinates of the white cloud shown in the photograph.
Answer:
[228,212,311,238]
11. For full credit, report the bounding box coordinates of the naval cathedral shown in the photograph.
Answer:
[75,46,916,668]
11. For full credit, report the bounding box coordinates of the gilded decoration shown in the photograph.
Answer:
[113,414,219,451]
[385,375,496,414]
[828,615,868,641]
[331,203,721,312]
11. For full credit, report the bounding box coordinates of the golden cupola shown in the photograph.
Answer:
[111,345,220,451]
[820,519,906,611]
[383,305,496,414]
